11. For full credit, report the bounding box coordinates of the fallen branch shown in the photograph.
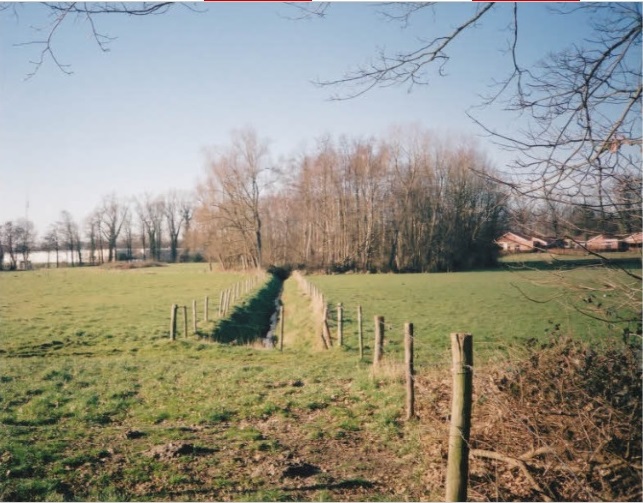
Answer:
[471,448,555,502]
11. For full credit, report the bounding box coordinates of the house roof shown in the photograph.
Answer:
[496,232,548,246]
[586,234,620,243]
[624,232,643,244]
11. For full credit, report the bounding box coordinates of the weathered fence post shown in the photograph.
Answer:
[337,303,343,346]
[218,291,224,317]
[372,316,385,368]
[279,305,285,352]
[192,300,197,335]
[182,305,188,338]
[357,305,363,360]
[224,289,231,315]
[404,323,415,420]
[170,304,178,340]
[204,296,209,322]
[321,304,332,349]
[445,332,473,502]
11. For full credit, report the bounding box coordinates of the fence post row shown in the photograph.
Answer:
[445,332,474,502]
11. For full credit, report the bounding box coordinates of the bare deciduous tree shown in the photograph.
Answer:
[315,2,641,240]
[163,190,193,263]
[13,218,35,267]
[195,128,270,269]
[136,193,164,262]
[97,194,128,263]
[41,225,60,268]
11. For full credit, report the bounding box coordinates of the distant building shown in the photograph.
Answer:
[584,234,625,252]
[623,232,643,250]
[495,232,549,253]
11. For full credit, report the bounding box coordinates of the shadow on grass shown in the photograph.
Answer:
[207,275,283,345]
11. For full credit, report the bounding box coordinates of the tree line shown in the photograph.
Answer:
[1,126,640,273]
[190,126,642,273]
[0,191,194,270]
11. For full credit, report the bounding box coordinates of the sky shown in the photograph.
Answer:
[0,1,600,235]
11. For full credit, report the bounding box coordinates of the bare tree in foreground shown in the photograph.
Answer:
[1,2,177,78]
[317,3,641,233]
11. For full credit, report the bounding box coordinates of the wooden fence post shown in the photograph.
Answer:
[224,289,231,315]
[321,304,332,349]
[337,303,343,346]
[445,333,473,502]
[192,300,197,334]
[357,305,363,360]
[279,305,285,352]
[170,304,178,340]
[218,291,224,317]
[182,305,188,338]
[404,323,415,420]
[372,316,385,368]
[204,296,209,322]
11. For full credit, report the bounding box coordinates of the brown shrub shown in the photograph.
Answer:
[469,337,642,501]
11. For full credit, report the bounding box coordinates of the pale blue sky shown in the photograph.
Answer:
[0,2,597,234]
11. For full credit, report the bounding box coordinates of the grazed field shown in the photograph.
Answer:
[0,264,639,501]
[306,266,641,367]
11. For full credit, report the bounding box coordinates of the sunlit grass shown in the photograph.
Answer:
[306,267,641,366]
[1,263,637,500]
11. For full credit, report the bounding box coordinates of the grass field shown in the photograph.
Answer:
[306,265,641,367]
[0,263,639,500]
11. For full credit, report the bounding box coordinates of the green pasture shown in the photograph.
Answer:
[306,266,641,366]
[0,265,415,501]
[0,263,253,355]
[0,263,639,500]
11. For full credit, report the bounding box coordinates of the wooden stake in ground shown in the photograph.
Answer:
[204,296,209,322]
[404,322,415,420]
[337,303,343,346]
[192,300,197,335]
[279,304,285,352]
[445,332,473,502]
[169,304,178,340]
[357,305,363,360]
[182,305,188,338]
[372,316,385,368]
[218,291,224,317]
[321,305,332,349]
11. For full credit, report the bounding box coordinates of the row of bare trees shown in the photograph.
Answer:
[191,127,507,273]
[190,125,642,273]
[0,191,194,270]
